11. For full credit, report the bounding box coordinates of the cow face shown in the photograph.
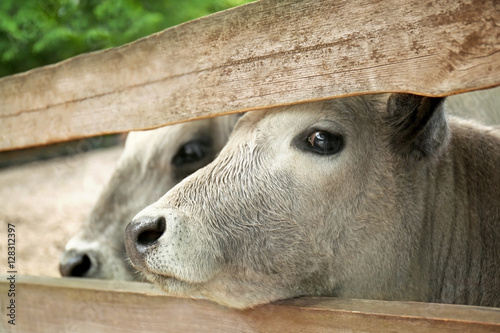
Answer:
[125,94,448,308]
[60,115,239,280]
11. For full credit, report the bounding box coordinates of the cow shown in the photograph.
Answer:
[125,91,500,309]
[59,115,240,280]
[58,89,498,281]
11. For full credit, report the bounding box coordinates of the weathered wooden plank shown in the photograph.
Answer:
[1,276,500,332]
[0,0,498,151]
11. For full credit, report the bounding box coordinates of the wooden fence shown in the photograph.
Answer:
[1,276,500,332]
[1,0,499,331]
[0,0,498,151]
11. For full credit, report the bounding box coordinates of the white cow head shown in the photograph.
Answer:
[125,94,459,308]
[60,115,239,280]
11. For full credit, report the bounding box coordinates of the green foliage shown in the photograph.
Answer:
[0,0,254,78]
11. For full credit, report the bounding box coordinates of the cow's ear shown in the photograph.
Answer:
[386,93,450,160]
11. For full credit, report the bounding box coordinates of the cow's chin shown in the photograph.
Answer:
[140,270,207,300]
[139,269,299,309]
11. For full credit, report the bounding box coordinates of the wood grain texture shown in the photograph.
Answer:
[1,276,500,332]
[0,0,499,151]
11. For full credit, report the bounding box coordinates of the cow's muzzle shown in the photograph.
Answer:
[125,216,166,268]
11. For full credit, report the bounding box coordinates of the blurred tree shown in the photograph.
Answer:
[0,0,254,78]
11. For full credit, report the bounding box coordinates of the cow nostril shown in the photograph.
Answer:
[70,254,91,277]
[60,252,92,277]
[125,216,167,268]
[136,217,166,246]
[137,230,163,245]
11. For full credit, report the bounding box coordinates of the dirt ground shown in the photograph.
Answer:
[0,146,123,277]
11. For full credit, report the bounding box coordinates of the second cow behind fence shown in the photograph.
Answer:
[59,114,240,280]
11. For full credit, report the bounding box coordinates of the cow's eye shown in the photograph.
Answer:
[172,139,211,167]
[306,130,343,155]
